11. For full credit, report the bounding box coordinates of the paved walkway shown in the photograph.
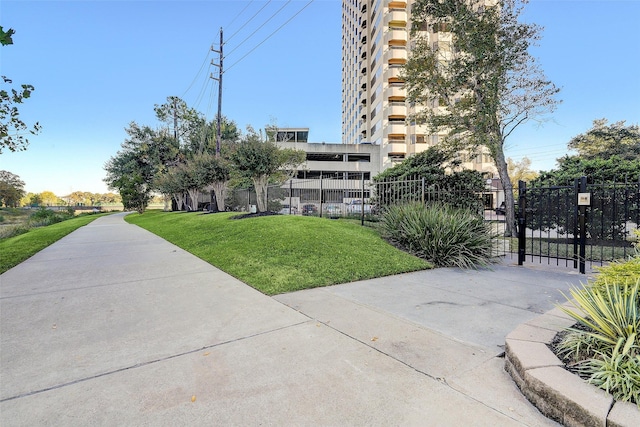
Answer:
[0,213,590,426]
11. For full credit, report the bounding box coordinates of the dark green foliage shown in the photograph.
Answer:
[527,121,640,243]
[373,147,486,212]
[568,119,640,161]
[380,202,496,268]
[536,156,640,186]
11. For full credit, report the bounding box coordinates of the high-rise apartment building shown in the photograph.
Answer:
[341,0,496,177]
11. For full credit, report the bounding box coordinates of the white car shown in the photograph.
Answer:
[278,204,298,215]
[346,200,372,214]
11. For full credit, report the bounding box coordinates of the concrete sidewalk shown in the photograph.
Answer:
[0,213,588,426]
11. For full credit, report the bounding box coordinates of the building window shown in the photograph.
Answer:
[347,154,370,162]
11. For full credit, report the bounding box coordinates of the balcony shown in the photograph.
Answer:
[358,73,367,87]
[386,103,407,117]
[385,85,406,100]
[385,48,407,65]
[388,1,407,9]
[385,28,407,46]
[385,10,407,28]
[385,143,408,154]
[383,66,403,83]
[384,124,407,139]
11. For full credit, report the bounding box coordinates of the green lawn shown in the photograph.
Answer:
[126,211,431,295]
[0,213,108,274]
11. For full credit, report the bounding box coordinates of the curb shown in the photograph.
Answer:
[504,302,639,427]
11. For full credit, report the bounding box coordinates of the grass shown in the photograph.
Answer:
[125,210,431,295]
[0,207,32,225]
[507,237,635,262]
[0,213,108,274]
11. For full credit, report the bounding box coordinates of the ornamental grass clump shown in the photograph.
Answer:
[379,202,496,268]
[556,253,640,407]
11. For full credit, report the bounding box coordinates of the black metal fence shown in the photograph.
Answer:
[517,177,640,272]
[226,176,510,257]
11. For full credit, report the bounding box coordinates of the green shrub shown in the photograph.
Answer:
[593,255,640,285]
[587,336,640,405]
[28,207,73,227]
[379,202,496,268]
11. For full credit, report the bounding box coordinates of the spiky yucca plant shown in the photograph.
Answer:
[560,282,639,347]
[558,281,639,406]
[379,202,496,268]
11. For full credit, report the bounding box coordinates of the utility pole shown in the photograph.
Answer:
[172,97,178,142]
[210,28,223,158]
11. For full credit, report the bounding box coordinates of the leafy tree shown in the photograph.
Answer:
[153,96,201,145]
[184,115,241,156]
[1,26,41,153]
[192,152,232,212]
[154,168,187,211]
[0,170,25,207]
[373,146,486,211]
[98,192,121,204]
[104,122,180,213]
[568,119,639,161]
[40,190,59,206]
[403,0,560,235]
[29,193,42,206]
[230,127,305,212]
[65,191,90,205]
[507,156,538,182]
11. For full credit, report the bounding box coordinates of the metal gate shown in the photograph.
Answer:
[517,177,639,273]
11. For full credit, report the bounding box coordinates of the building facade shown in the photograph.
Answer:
[341,0,496,177]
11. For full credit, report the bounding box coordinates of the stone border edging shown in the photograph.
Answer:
[504,302,639,427]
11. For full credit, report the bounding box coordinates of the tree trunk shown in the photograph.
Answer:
[173,192,186,211]
[493,146,517,237]
[253,175,269,212]
[211,181,228,211]
[187,188,200,211]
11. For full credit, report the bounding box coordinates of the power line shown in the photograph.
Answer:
[225,0,255,32]
[225,0,315,73]
[225,0,273,45]
[181,46,213,100]
[224,1,292,59]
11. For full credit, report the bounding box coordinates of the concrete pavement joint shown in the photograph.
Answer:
[0,270,213,300]
[0,319,310,403]
[328,321,530,426]
[275,296,528,425]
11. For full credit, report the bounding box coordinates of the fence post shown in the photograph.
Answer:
[517,180,526,265]
[361,172,365,226]
[319,176,323,218]
[578,176,587,274]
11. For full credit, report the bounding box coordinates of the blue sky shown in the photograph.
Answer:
[1,0,638,196]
